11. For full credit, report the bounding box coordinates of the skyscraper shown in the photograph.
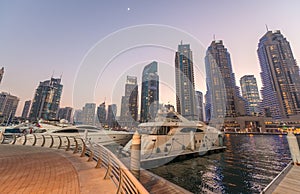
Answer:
[73,109,83,125]
[258,30,300,119]
[120,76,138,125]
[107,104,117,128]
[57,107,73,122]
[240,75,261,115]
[175,42,197,120]
[140,61,159,123]
[21,100,31,119]
[0,67,4,84]
[205,40,245,119]
[97,102,106,126]
[82,103,96,125]
[195,91,204,121]
[0,92,19,122]
[29,77,63,121]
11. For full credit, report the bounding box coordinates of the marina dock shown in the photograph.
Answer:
[261,162,300,194]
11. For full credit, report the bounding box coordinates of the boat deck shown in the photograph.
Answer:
[141,146,226,168]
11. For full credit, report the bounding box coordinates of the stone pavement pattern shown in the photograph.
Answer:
[0,145,116,194]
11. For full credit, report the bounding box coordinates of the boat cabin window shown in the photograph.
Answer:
[180,128,203,133]
[151,126,171,135]
[53,129,81,133]
[4,128,21,133]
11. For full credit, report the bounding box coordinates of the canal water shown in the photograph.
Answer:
[150,134,298,193]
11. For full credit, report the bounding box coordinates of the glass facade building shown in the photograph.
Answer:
[29,77,63,121]
[258,30,300,119]
[140,61,159,123]
[175,43,197,120]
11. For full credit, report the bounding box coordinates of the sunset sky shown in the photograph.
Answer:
[1,0,300,116]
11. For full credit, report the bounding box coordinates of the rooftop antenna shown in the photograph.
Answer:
[213,34,216,41]
[265,24,269,32]
[180,40,183,45]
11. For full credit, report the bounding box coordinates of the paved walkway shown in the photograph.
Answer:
[0,145,116,194]
[273,165,300,194]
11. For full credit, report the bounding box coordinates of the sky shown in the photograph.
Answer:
[1,0,300,116]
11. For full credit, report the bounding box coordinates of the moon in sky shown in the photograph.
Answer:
[127,8,130,11]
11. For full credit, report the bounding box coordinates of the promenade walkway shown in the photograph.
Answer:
[272,165,300,194]
[0,144,116,194]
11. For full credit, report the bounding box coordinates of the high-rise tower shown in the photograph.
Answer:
[205,40,245,119]
[240,75,261,115]
[97,102,106,126]
[120,76,138,126]
[0,67,4,84]
[140,61,159,123]
[21,100,31,119]
[0,92,19,122]
[82,103,96,125]
[29,77,63,121]
[175,42,197,120]
[258,30,300,119]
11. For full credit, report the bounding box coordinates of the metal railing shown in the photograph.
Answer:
[1,133,149,194]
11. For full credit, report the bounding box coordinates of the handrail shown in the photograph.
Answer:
[11,134,17,144]
[90,142,149,194]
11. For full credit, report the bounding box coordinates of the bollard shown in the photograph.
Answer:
[287,132,300,165]
[130,131,141,179]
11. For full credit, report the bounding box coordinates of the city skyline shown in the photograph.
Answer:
[1,1,300,116]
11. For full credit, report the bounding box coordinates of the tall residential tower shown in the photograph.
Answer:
[175,42,197,120]
[29,77,63,121]
[140,61,159,123]
[205,40,246,119]
[258,30,300,119]
[240,75,261,115]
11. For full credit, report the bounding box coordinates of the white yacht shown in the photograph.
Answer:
[16,125,133,146]
[123,111,224,168]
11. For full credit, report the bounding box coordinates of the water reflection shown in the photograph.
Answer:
[150,135,297,193]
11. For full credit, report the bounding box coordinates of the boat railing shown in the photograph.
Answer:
[1,133,149,194]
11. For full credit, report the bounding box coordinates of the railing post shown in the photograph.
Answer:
[287,131,300,165]
[65,136,70,151]
[104,152,112,179]
[0,133,4,144]
[32,134,37,146]
[95,155,102,168]
[49,135,54,148]
[73,137,78,154]
[57,136,62,149]
[88,149,94,162]
[130,131,141,180]
[41,135,45,147]
[11,134,17,145]
[22,134,27,145]
[80,138,86,157]
[116,169,123,194]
